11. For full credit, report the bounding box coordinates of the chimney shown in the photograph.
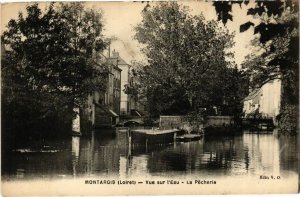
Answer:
[112,49,119,58]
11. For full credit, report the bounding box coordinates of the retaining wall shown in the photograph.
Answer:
[160,115,234,130]
[205,116,234,127]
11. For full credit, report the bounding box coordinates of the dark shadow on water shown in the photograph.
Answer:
[2,128,298,179]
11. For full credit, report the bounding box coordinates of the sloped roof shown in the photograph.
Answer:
[109,109,118,117]
[94,103,119,117]
[116,56,128,65]
[111,50,129,66]
[243,89,260,101]
[107,58,122,71]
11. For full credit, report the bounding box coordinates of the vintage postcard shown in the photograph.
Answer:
[1,1,299,196]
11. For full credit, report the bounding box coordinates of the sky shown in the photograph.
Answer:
[1,1,259,67]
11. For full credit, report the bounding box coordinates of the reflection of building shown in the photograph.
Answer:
[243,79,281,121]
[77,131,129,176]
[71,136,80,176]
[243,133,280,176]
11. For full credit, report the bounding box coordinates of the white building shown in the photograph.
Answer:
[111,50,135,115]
[243,79,281,121]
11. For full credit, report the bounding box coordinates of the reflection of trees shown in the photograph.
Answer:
[202,136,244,172]
[145,140,204,173]
[144,136,247,175]
[76,130,124,176]
[71,131,297,178]
[148,152,189,172]
[4,139,73,178]
[279,136,298,173]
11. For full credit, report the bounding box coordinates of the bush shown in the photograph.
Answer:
[278,104,298,135]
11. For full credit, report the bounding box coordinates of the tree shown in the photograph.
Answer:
[2,3,108,137]
[134,2,239,117]
[213,0,299,134]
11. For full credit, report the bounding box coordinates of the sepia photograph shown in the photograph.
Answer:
[1,0,299,195]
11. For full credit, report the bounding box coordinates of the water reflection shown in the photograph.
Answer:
[2,129,298,180]
[242,133,280,176]
[71,137,80,176]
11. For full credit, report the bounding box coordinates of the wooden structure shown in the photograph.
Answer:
[130,129,185,145]
[176,134,203,142]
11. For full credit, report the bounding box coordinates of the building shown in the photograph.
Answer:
[84,55,122,128]
[111,50,136,116]
[106,56,122,115]
[84,49,141,129]
[243,79,281,122]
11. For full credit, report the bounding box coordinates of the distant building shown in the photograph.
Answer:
[106,56,122,115]
[85,55,122,128]
[111,50,137,116]
[243,79,281,122]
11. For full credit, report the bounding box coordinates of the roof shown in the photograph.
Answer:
[111,50,130,66]
[94,103,119,117]
[116,56,128,65]
[109,109,118,117]
[243,89,260,101]
[107,58,122,72]
[114,65,122,71]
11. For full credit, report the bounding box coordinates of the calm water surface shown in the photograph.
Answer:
[2,129,298,180]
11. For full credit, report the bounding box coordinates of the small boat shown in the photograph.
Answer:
[131,128,185,144]
[176,134,203,142]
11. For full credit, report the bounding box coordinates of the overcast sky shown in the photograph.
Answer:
[1,1,259,67]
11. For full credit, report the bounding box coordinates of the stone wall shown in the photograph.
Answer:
[159,116,189,129]
[159,115,234,130]
[205,116,234,127]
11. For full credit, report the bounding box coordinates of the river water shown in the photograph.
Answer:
[2,128,298,181]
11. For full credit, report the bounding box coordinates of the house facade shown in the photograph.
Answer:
[243,79,281,122]
[83,49,143,129]
[85,56,122,128]
[111,50,136,116]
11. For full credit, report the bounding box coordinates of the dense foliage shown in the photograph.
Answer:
[134,2,247,118]
[1,3,108,140]
[213,0,299,134]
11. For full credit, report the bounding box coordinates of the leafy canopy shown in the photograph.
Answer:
[213,0,299,133]
[135,2,240,116]
[1,3,108,133]
[2,3,108,104]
